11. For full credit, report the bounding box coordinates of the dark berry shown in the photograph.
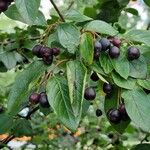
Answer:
[90,72,99,82]
[107,108,121,124]
[42,55,53,65]
[118,103,130,121]
[52,48,60,56]
[0,106,4,113]
[112,38,121,48]
[94,41,102,51]
[40,47,53,58]
[29,93,40,104]
[108,133,114,139]
[96,109,102,117]
[94,49,101,59]
[32,45,42,58]
[0,1,8,12]
[84,87,96,101]
[103,83,113,94]
[99,38,111,51]
[127,46,140,61]
[109,46,120,59]
[39,92,50,108]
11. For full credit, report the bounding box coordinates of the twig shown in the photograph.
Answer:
[67,1,74,10]
[50,0,65,22]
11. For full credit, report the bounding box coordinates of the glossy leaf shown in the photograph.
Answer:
[57,23,80,54]
[7,61,47,115]
[137,79,150,90]
[67,60,87,121]
[122,89,150,132]
[80,32,94,65]
[85,20,118,36]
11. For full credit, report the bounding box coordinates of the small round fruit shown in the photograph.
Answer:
[107,108,121,124]
[96,109,102,117]
[39,92,50,108]
[52,48,60,56]
[94,41,102,51]
[118,103,130,121]
[127,46,140,61]
[0,1,8,12]
[103,83,113,94]
[40,46,53,58]
[94,49,101,59]
[32,45,42,58]
[84,87,96,101]
[112,38,121,48]
[99,38,111,51]
[90,72,99,82]
[109,46,120,59]
[108,133,114,139]
[42,55,53,65]
[29,93,40,104]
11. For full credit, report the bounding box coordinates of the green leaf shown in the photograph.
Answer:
[46,75,78,131]
[129,56,147,79]
[85,20,118,36]
[125,8,139,16]
[80,32,94,65]
[15,0,40,25]
[11,119,33,137]
[0,114,13,134]
[122,89,150,132]
[144,0,150,7]
[112,72,136,89]
[7,61,47,115]
[131,144,150,150]
[124,30,150,46]
[137,79,150,90]
[104,87,130,133]
[57,23,80,54]
[66,60,87,122]
[100,53,113,74]
[117,0,129,6]
[111,53,129,79]
[65,9,92,23]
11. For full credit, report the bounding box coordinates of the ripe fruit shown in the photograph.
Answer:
[127,46,140,61]
[108,133,114,139]
[103,83,113,94]
[118,103,130,121]
[32,45,42,58]
[52,48,60,56]
[42,54,53,65]
[40,47,53,58]
[39,92,50,108]
[29,93,40,104]
[112,38,121,48]
[109,46,120,59]
[94,49,101,59]
[0,1,7,12]
[90,72,99,82]
[107,108,121,124]
[94,41,102,51]
[96,109,102,117]
[84,87,96,101]
[99,38,111,51]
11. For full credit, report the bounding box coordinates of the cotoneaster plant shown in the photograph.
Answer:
[0,0,150,149]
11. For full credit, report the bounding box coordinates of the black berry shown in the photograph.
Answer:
[90,72,99,82]
[107,108,121,124]
[112,38,121,48]
[94,41,102,51]
[127,46,140,61]
[84,87,96,101]
[0,1,8,12]
[29,93,40,104]
[52,48,60,56]
[94,49,101,59]
[118,103,130,121]
[103,83,113,94]
[32,45,42,58]
[108,133,114,139]
[109,46,120,59]
[96,109,102,117]
[39,92,50,108]
[99,38,111,51]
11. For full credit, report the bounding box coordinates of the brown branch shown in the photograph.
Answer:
[50,0,65,22]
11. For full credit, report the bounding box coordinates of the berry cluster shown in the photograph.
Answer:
[32,45,60,65]
[29,92,50,108]
[107,103,129,124]
[94,37,140,61]
[0,0,13,13]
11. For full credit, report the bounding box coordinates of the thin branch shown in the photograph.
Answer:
[50,0,65,22]
[67,1,74,10]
